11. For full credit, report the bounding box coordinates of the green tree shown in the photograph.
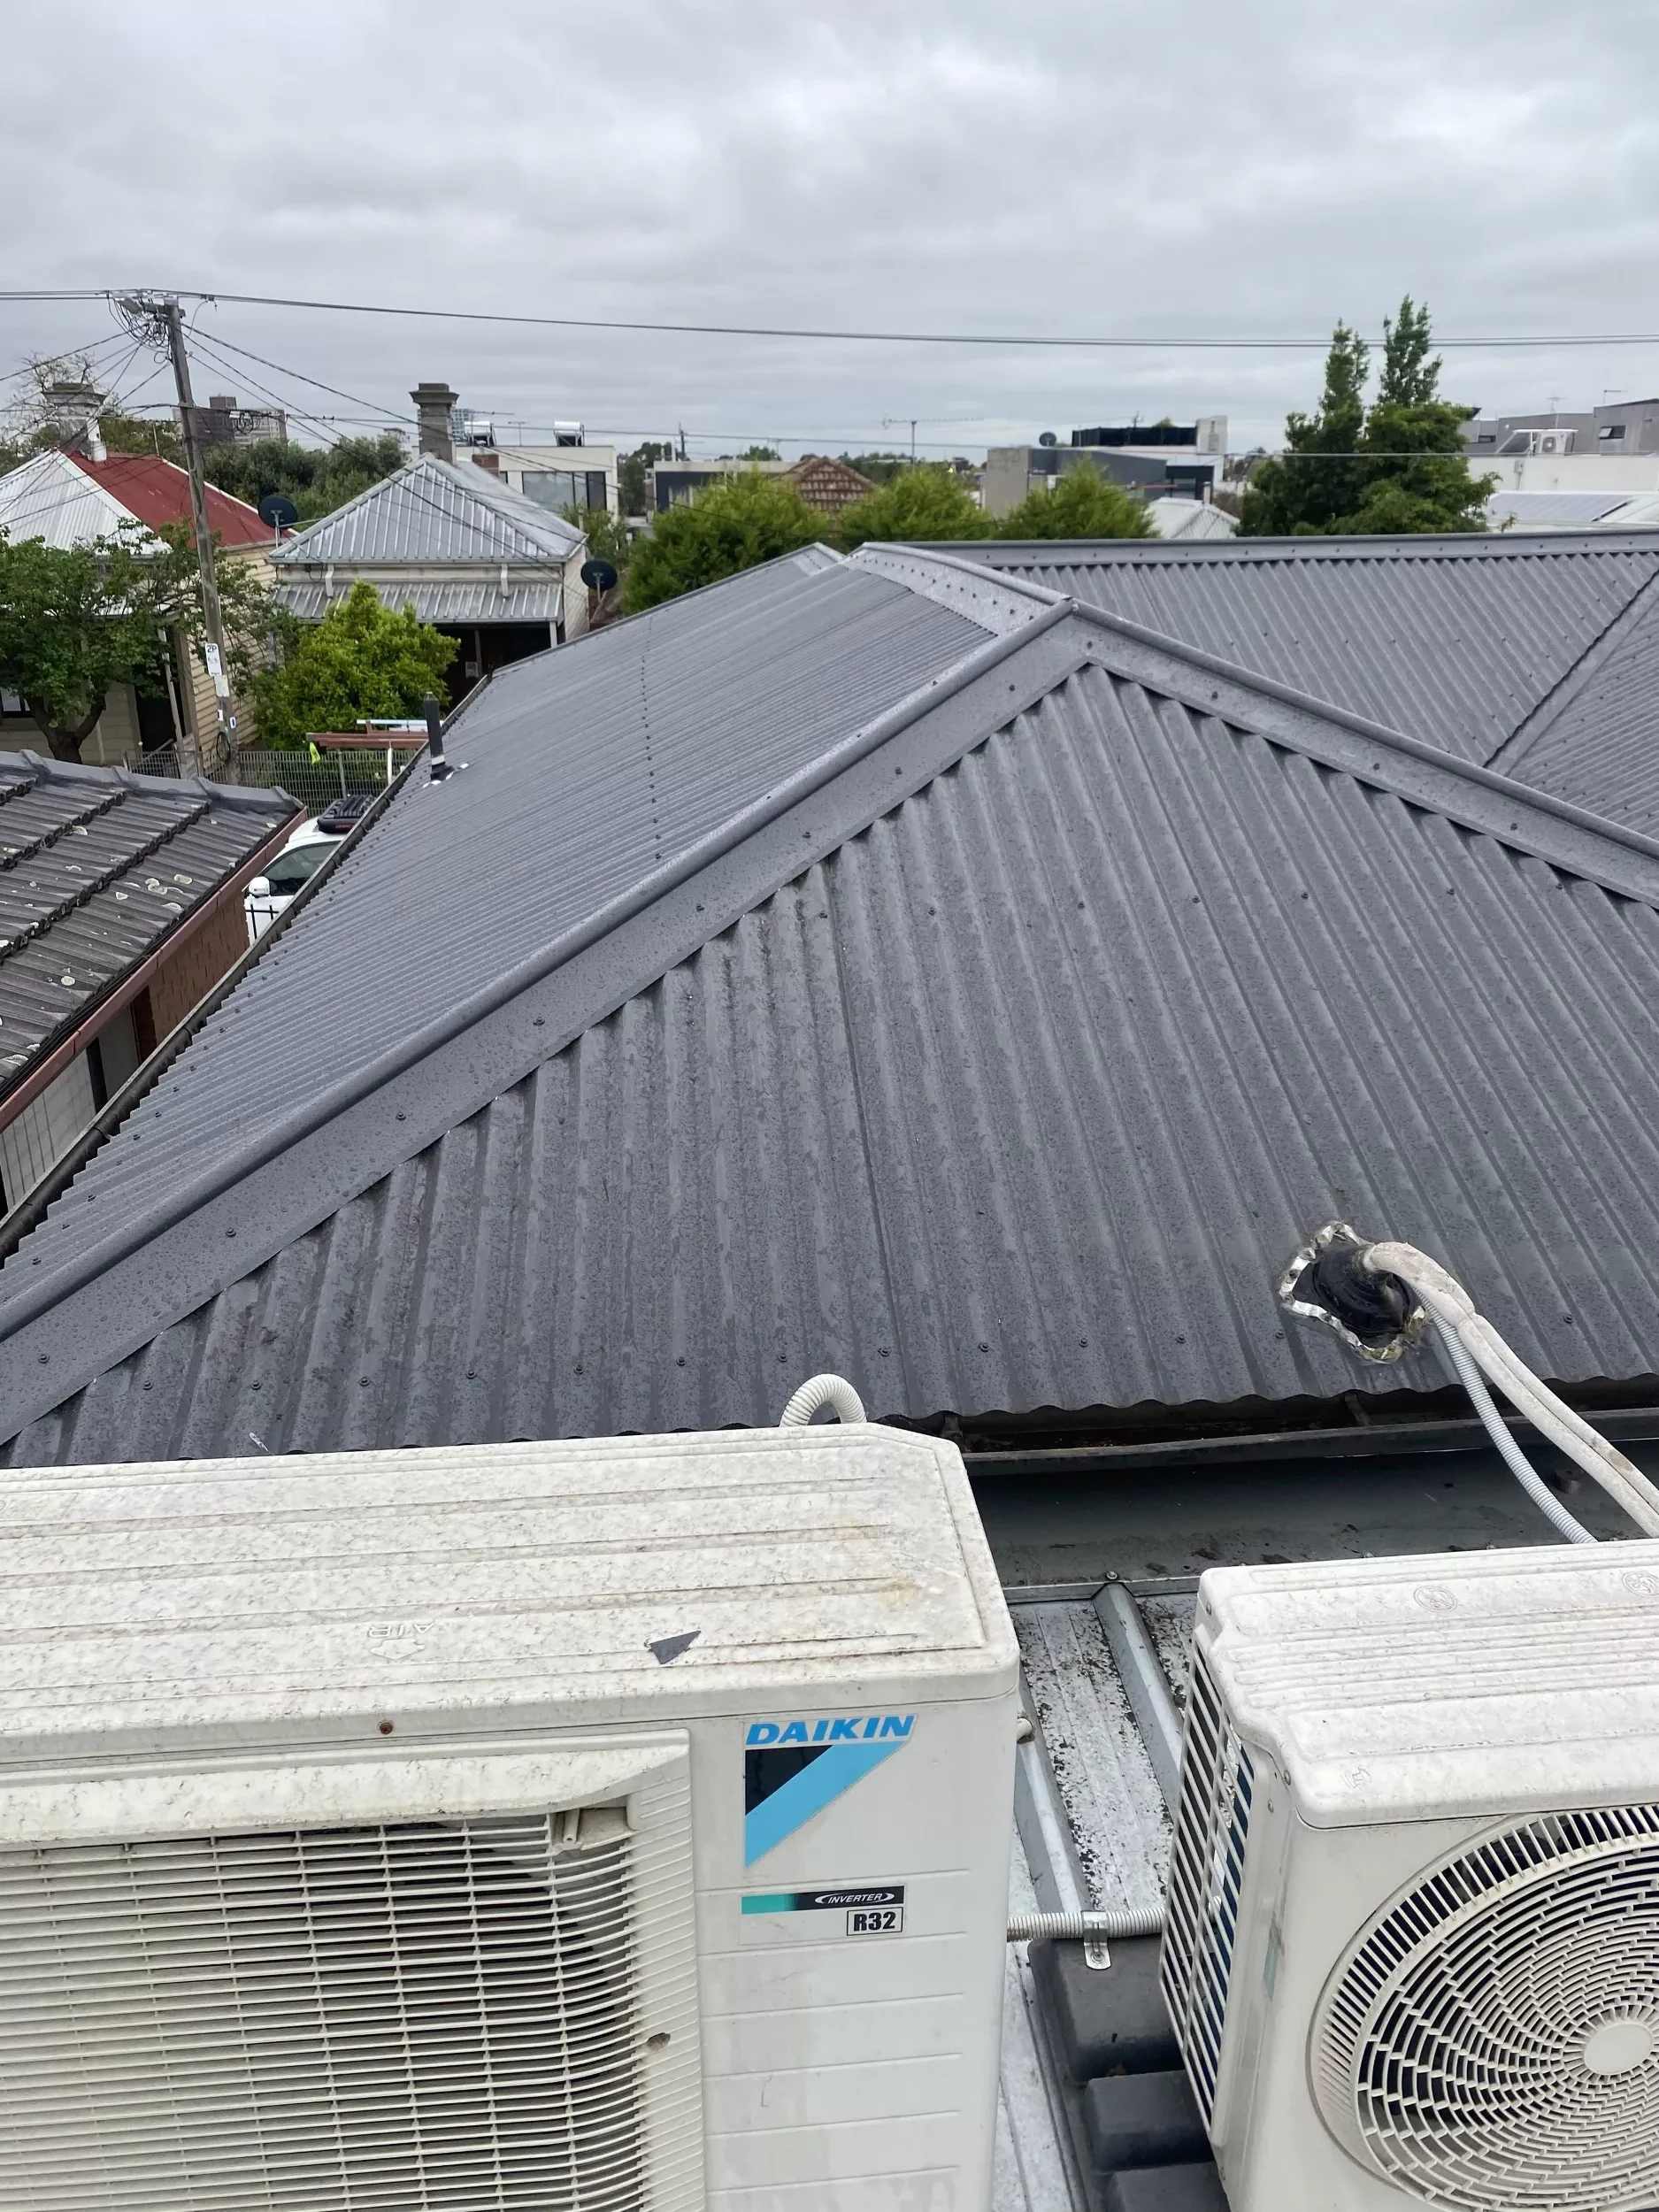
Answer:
[833,463,987,550]
[203,434,405,524]
[624,470,818,612]
[1240,299,1492,536]
[997,466,1155,539]
[618,440,674,517]
[738,444,781,461]
[839,452,907,486]
[1239,322,1371,535]
[246,580,453,746]
[0,523,205,759]
[561,504,630,572]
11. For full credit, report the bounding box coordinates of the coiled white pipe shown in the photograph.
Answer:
[1432,1319,1596,1545]
[1363,1240,1659,1539]
[1007,1907,1165,1943]
[780,1373,867,1426]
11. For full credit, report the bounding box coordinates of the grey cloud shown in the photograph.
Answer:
[4,0,1658,457]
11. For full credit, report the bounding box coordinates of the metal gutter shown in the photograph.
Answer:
[962,1399,1659,1475]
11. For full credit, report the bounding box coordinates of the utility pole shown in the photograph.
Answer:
[117,294,229,772]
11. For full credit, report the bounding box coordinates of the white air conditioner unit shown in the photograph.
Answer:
[1161,1542,1659,2209]
[0,1425,1018,2211]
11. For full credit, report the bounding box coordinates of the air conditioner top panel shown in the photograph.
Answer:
[0,1426,1017,1759]
[1195,1540,1659,1827]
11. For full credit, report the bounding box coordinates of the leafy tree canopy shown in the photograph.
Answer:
[737,444,780,461]
[0,519,276,761]
[1240,298,1492,536]
[563,504,631,577]
[833,463,987,550]
[0,524,194,758]
[837,451,908,486]
[998,466,1155,540]
[246,580,453,747]
[202,434,406,525]
[618,440,675,516]
[624,469,818,612]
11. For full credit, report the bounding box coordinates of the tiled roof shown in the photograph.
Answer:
[0,755,296,1102]
[785,454,877,514]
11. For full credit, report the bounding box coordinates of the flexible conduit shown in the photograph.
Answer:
[780,1373,867,1426]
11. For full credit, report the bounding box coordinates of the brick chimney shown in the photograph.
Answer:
[411,382,459,463]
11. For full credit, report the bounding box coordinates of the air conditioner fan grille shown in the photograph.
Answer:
[1313,1803,1659,2211]
[0,1809,663,2210]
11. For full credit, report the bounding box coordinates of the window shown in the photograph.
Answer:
[1600,424,1627,440]
[522,469,585,515]
[0,688,24,717]
[264,842,334,897]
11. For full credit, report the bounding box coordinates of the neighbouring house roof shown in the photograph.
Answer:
[270,456,584,573]
[949,528,1659,777]
[274,578,566,626]
[9,544,1659,1464]
[0,754,297,1111]
[0,448,270,556]
[68,453,273,551]
[784,454,876,514]
[1147,495,1237,541]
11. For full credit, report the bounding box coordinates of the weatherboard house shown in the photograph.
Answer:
[267,456,592,703]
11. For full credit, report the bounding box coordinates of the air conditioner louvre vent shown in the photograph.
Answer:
[0,1806,696,2210]
[1160,1653,1254,2124]
[1313,1802,1659,2212]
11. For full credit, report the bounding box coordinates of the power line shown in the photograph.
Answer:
[188,326,415,426]
[5,287,1659,352]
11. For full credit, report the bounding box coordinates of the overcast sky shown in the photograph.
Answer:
[5,0,1658,459]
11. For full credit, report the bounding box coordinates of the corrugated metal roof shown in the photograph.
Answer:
[274,579,564,625]
[9,560,1659,1464]
[953,532,1659,764]
[0,756,295,1095]
[0,450,136,551]
[1495,576,1659,833]
[270,457,582,570]
[0,554,1003,1410]
[1487,492,1632,526]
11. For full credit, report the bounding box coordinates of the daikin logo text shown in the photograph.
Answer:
[746,1714,915,1746]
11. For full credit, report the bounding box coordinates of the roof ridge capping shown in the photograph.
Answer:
[15,749,296,818]
[952,527,1659,563]
[849,541,1065,632]
[1063,595,1659,905]
[0,595,1071,1354]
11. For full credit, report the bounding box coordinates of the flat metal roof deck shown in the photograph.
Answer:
[982,1432,1659,2208]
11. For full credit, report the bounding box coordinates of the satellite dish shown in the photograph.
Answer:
[580,558,618,594]
[258,494,300,530]
[1038,432,1059,448]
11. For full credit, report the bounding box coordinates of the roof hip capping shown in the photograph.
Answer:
[0,598,1071,1367]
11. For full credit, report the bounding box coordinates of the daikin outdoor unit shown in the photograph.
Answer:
[1161,1542,1659,2212]
[0,1421,1018,2211]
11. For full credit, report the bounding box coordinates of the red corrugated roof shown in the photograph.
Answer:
[66,452,272,550]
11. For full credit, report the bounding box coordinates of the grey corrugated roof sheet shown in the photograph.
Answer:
[0,757,296,1099]
[276,578,565,626]
[1494,575,1659,832]
[952,529,1659,769]
[8,546,1659,1464]
[270,457,583,570]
